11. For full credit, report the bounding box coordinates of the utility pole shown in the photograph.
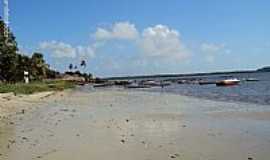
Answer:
[3,0,9,41]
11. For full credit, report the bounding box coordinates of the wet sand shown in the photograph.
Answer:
[1,87,270,160]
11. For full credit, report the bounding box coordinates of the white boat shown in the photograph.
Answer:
[216,78,240,86]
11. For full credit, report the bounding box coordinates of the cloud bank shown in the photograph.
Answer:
[36,21,231,76]
[200,43,230,62]
[94,22,189,61]
[140,25,189,60]
[39,41,95,59]
[94,22,139,41]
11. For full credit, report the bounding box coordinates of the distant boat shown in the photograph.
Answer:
[141,80,160,86]
[244,78,259,82]
[125,83,151,89]
[216,78,240,86]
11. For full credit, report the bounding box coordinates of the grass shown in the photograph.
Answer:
[0,80,75,95]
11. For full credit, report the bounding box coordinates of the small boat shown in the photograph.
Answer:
[216,78,240,86]
[125,83,151,89]
[245,78,259,82]
[141,80,160,86]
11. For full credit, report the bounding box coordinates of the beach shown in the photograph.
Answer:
[1,87,270,160]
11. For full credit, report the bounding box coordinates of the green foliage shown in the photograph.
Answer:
[0,18,60,82]
[0,19,19,82]
[0,80,75,95]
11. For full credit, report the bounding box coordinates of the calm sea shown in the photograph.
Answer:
[143,72,270,105]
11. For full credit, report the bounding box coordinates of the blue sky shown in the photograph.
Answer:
[1,0,270,77]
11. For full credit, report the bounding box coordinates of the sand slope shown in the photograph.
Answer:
[0,88,270,160]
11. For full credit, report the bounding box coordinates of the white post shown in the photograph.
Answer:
[24,71,29,84]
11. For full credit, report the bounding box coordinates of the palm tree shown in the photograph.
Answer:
[80,60,86,68]
[69,63,73,71]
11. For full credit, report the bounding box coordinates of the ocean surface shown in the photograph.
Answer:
[136,72,270,106]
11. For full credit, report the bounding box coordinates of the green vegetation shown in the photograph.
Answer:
[0,18,92,95]
[0,80,75,95]
[0,17,59,82]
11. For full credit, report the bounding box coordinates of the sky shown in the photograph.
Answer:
[1,0,270,77]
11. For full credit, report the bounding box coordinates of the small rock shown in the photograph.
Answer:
[22,137,28,141]
[126,119,129,123]
[60,109,69,112]
[248,157,253,160]
[170,155,176,159]
[121,139,125,144]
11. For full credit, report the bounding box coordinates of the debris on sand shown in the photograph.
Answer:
[121,139,125,144]
[60,109,69,112]
[22,137,28,141]
[170,155,176,158]
[169,153,180,159]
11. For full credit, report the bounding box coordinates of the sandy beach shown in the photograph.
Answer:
[1,87,270,160]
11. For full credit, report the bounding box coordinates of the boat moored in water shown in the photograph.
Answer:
[216,78,240,86]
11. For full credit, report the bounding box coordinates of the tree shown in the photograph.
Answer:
[80,60,86,68]
[0,17,60,82]
[69,63,73,71]
[14,54,31,81]
[30,52,48,80]
[0,18,19,82]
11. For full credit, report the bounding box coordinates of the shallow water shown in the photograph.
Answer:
[139,72,270,105]
[1,90,270,160]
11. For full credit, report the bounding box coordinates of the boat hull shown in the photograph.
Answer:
[216,81,240,86]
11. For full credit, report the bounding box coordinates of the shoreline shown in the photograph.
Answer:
[1,88,270,160]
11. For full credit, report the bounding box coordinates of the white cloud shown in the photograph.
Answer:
[140,25,189,60]
[76,45,95,59]
[201,43,225,54]
[94,22,139,41]
[39,41,76,58]
[93,23,190,61]
[200,43,230,62]
[39,41,95,59]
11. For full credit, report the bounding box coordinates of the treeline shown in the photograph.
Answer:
[0,18,60,82]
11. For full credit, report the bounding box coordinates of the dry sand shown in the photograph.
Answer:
[0,87,270,160]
